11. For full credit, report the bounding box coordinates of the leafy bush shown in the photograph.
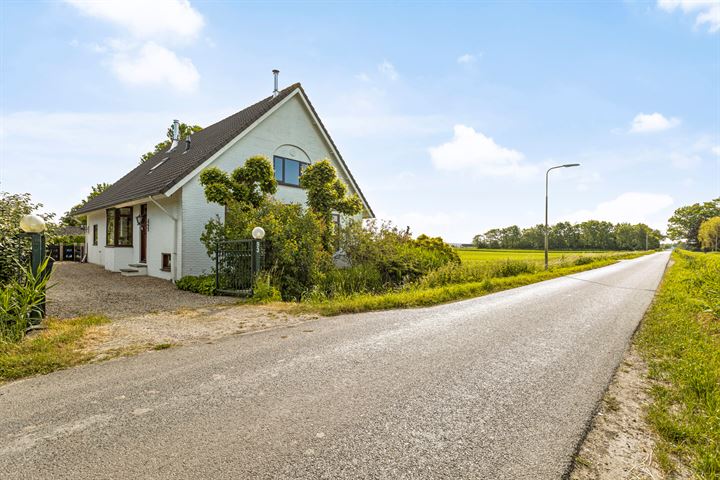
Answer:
[338,220,460,286]
[1,192,53,286]
[176,275,215,296]
[202,199,327,301]
[50,234,85,245]
[252,272,282,303]
[1,259,52,343]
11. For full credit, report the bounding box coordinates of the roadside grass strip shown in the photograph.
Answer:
[303,252,649,316]
[0,315,109,382]
[637,251,720,478]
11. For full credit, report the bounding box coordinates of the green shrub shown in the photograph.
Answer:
[176,275,215,295]
[338,220,460,286]
[0,258,52,343]
[252,272,281,303]
[202,199,327,301]
[1,192,49,286]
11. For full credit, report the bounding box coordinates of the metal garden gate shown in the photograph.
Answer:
[215,239,265,296]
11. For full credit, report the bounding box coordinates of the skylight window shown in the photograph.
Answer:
[148,158,168,174]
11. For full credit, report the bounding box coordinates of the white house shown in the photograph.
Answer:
[74,78,373,281]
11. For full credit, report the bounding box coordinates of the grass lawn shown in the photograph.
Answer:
[455,247,612,264]
[637,250,720,477]
[0,315,109,383]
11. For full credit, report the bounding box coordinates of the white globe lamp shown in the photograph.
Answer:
[20,214,46,233]
[251,226,265,240]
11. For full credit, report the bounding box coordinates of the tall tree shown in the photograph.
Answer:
[61,182,111,226]
[699,217,720,251]
[140,122,202,163]
[667,198,720,250]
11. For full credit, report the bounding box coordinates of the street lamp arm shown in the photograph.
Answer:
[544,163,581,270]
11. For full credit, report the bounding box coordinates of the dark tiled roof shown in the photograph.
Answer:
[75,82,373,217]
[75,84,299,215]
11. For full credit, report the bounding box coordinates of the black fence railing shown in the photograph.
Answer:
[215,239,264,296]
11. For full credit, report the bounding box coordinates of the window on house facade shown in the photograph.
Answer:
[105,207,133,247]
[92,225,98,246]
[331,213,341,233]
[273,156,308,187]
[161,253,172,272]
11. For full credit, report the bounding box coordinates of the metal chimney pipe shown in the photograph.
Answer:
[169,119,180,151]
[272,69,279,97]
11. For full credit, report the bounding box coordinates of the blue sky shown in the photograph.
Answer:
[1,0,718,242]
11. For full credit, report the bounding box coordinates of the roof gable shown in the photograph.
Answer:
[74,84,299,215]
[74,83,373,217]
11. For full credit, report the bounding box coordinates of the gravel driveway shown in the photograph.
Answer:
[47,262,233,319]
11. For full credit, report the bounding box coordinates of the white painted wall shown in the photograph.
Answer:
[146,195,180,280]
[180,94,352,277]
[85,211,105,266]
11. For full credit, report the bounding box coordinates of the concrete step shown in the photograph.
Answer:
[120,265,148,277]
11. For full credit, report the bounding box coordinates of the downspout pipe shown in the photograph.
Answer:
[148,195,179,282]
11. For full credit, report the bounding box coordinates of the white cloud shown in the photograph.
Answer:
[712,146,720,156]
[457,53,477,65]
[562,192,674,227]
[629,112,680,133]
[429,125,536,177]
[110,41,199,92]
[658,0,720,33]
[64,0,204,42]
[64,0,204,93]
[378,60,398,80]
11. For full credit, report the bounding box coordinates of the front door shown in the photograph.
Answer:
[140,204,147,264]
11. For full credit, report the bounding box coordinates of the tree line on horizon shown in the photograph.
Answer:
[472,220,663,251]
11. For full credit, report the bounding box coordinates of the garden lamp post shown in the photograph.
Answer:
[545,164,580,270]
[251,227,265,274]
[19,214,47,277]
[19,214,49,321]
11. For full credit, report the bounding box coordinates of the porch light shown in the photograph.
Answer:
[252,226,265,240]
[19,214,46,233]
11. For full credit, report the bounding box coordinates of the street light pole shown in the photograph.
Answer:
[544,163,580,270]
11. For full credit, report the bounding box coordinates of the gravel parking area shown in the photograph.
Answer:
[47,262,233,319]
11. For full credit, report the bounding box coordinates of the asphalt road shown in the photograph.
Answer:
[0,252,670,480]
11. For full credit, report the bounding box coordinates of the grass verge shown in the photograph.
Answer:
[636,250,719,478]
[0,315,109,383]
[302,252,649,316]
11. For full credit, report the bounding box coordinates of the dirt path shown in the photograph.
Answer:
[570,345,689,480]
[81,303,318,358]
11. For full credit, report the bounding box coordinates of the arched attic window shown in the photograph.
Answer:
[272,145,311,187]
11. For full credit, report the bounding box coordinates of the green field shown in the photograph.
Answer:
[455,248,614,265]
